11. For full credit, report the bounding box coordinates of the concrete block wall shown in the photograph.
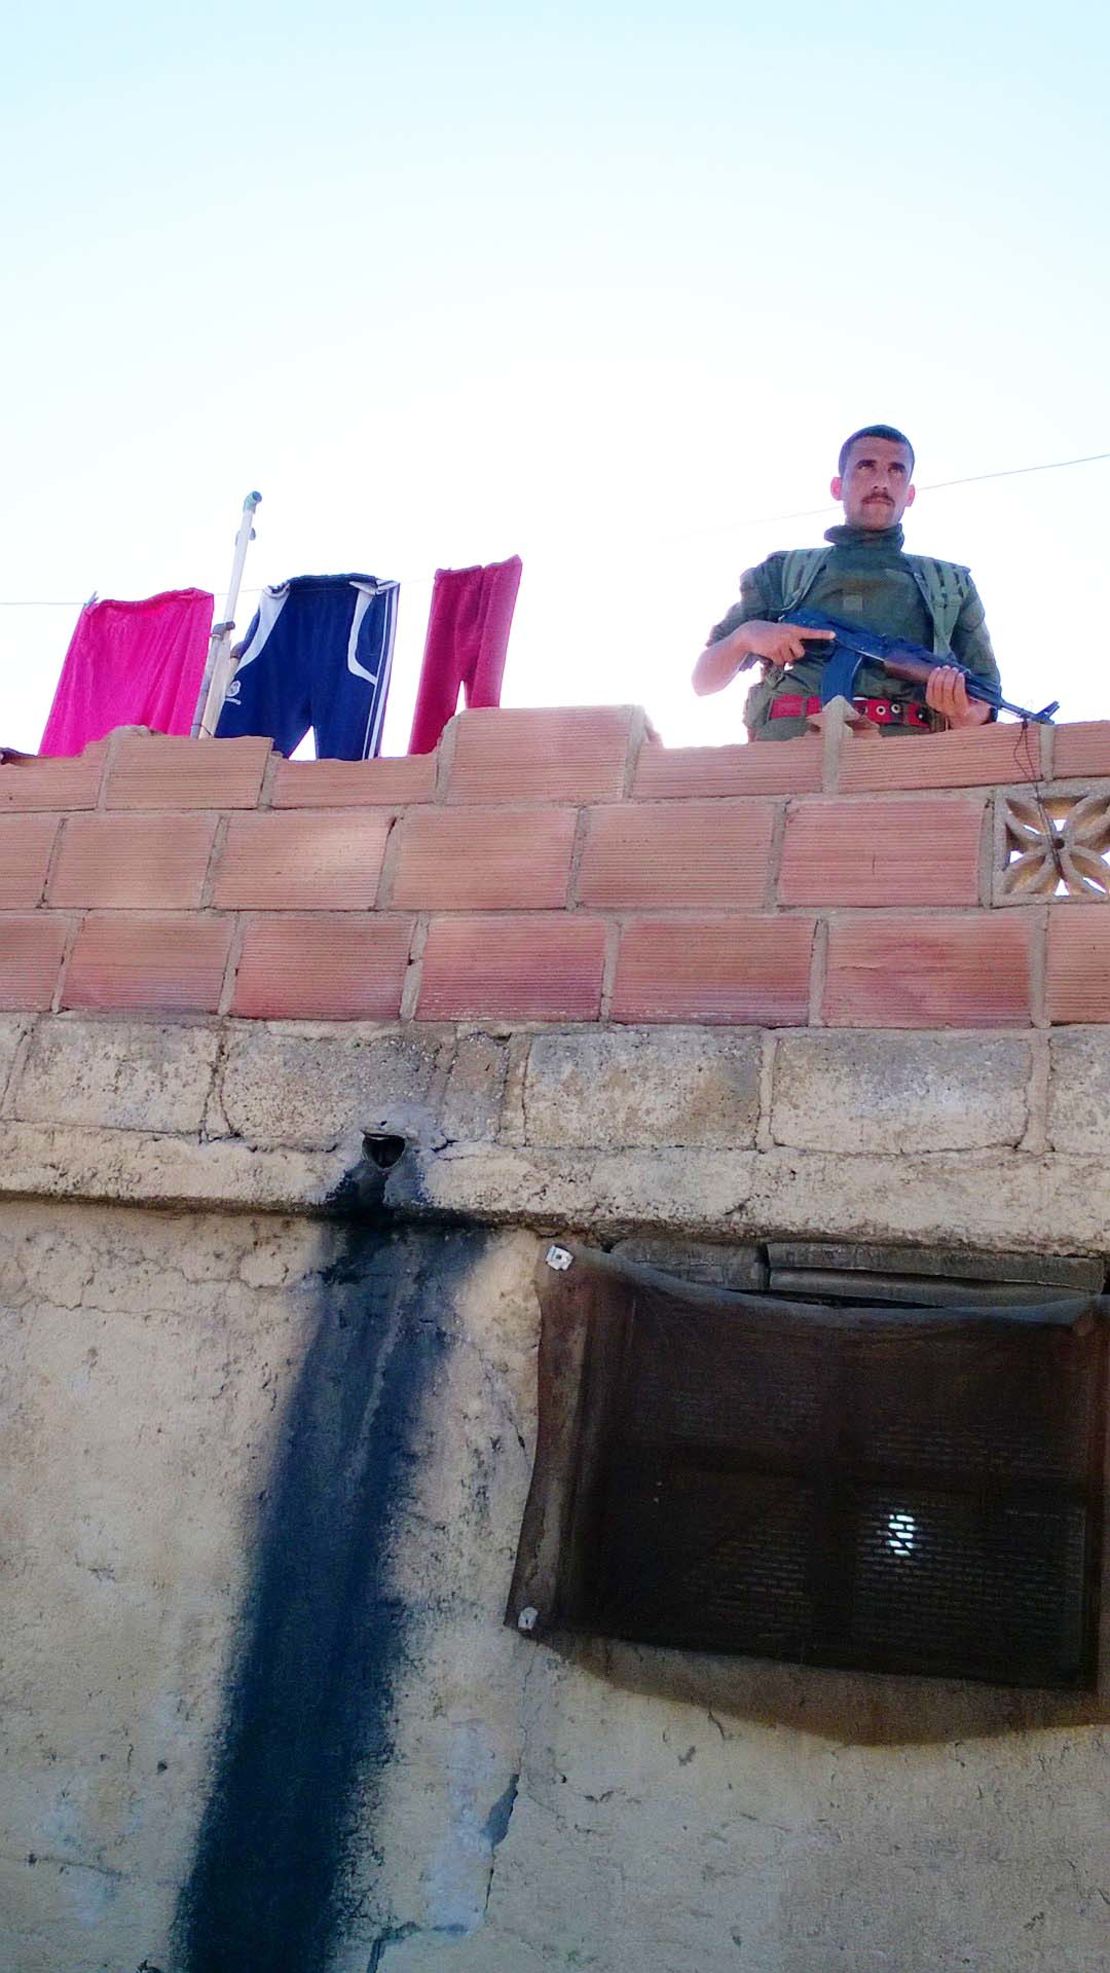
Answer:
[5,710,1110,1028]
[6,1010,1110,1255]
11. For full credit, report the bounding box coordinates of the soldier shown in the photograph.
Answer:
[692,425,1002,740]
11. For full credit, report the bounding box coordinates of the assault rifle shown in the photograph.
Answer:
[784,610,1058,725]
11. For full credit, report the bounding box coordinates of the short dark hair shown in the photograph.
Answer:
[838,425,915,476]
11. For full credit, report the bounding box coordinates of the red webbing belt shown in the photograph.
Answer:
[770,694,932,729]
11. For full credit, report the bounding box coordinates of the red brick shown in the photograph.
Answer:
[0,914,69,1009]
[836,722,1045,793]
[577,801,775,909]
[634,739,822,799]
[612,915,815,1024]
[1052,722,1110,781]
[47,812,217,908]
[232,914,414,1019]
[824,915,1033,1027]
[62,912,233,1013]
[213,810,393,910]
[417,915,606,1020]
[1046,909,1110,1022]
[103,733,272,808]
[391,807,577,910]
[778,796,985,907]
[0,815,60,906]
[47,808,219,907]
[0,743,105,811]
[272,755,435,808]
[444,707,638,804]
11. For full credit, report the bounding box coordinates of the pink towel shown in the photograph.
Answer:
[408,557,522,755]
[40,588,214,756]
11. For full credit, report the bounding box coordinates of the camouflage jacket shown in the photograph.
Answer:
[706,524,1002,741]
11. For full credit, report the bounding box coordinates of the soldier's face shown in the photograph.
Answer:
[831,438,916,530]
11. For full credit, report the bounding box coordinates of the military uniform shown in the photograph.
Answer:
[707,522,1002,741]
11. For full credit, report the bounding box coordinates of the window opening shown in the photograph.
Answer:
[886,1510,917,1557]
[509,1243,1109,1690]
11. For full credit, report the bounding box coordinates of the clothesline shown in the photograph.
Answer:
[36,561,523,764]
[1,446,1107,610]
[0,572,439,609]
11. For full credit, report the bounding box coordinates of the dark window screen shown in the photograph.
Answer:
[509,1248,1109,1689]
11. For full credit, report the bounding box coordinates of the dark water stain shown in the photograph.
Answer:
[482,1773,519,1849]
[175,1213,487,1972]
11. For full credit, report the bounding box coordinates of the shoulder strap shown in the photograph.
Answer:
[777,548,830,614]
[777,547,971,651]
[906,556,972,654]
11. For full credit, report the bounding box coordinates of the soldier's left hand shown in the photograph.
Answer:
[925,666,993,728]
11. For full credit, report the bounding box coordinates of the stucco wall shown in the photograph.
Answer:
[2,1196,1107,1973]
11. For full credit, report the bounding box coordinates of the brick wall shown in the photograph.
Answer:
[3,708,1110,1028]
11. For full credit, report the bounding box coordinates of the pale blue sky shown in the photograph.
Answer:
[2,2,1107,751]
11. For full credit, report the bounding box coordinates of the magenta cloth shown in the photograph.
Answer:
[40,588,214,756]
[408,556,522,754]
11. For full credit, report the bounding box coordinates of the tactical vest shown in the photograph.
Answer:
[776,548,972,655]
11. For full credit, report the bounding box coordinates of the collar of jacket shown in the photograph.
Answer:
[823,523,906,550]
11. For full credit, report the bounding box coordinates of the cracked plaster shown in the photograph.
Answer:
[2,1013,1110,1971]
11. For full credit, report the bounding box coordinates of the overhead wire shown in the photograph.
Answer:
[671,448,1110,540]
[0,447,1106,609]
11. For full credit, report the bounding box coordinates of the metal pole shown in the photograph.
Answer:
[191,491,262,738]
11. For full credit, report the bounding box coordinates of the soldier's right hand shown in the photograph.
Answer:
[740,619,836,667]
